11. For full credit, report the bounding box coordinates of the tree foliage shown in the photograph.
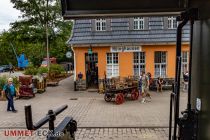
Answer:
[0,0,72,66]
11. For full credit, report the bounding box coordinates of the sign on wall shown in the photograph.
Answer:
[111,46,142,52]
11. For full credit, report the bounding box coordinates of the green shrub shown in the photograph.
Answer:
[12,77,19,87]
[24,66,38,75]
[0,76,7,90]
[49,64,65,75]
[38,67,48,74]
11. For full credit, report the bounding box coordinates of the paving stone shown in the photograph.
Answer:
[0,76,187,139]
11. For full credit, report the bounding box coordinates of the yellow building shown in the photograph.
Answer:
[69,17,189,90]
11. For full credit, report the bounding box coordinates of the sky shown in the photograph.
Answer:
[0,0,21,32]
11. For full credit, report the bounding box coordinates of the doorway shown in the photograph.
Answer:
[85,53,98,89]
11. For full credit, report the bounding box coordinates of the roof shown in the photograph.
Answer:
[68,17,190,46]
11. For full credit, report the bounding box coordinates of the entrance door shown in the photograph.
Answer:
[85,53,98,88]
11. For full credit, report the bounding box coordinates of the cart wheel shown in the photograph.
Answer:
[131,90,138,100]
[131,92,136,100]
[104,94,112,102]
[135,91,139,100]
[115,93,123,104]
[119,93,124,103]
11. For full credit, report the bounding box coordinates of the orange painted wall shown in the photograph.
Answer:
[73,46,110,80]
[73,44,189,80]
[142,44,189,78]
[119,52,133,77]
[73,47,86,80]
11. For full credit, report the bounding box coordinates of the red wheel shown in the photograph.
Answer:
[135,91,139,100]
[131,92,136,100]
[115,93,123,104]
[120,93,125,103]
[131,89,139,100]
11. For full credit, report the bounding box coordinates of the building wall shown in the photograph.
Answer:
[73,44,189,80]
[143,45,176,78]
[119,52,133,77]
[73,47,110,80]
[143,44,189,78]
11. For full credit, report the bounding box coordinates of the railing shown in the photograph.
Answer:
[25,105,77,140]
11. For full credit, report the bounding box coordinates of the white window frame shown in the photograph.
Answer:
[154,51,167,78]
[95,19,106,31]
[106,53,119,78]
[133,52,145,76]
[134,17,144,30]
[181,51,189,74]
[168,16,177,29]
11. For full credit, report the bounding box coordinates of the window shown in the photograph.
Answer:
[95,19,106,31]
[134,17,144,30]
[85,53,98,62]
[106,53,119,78]
[181,51,189,74]
[154,51,167,78]
[168,16,177,29]
[133,52,145,76]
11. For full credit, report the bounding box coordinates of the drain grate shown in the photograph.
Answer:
[69,98,78,100]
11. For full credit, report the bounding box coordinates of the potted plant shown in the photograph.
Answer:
[0,76,7,101]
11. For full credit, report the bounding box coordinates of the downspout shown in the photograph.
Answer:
[66,20,76,90]
[71,46,76,82]
[173,14,189,140]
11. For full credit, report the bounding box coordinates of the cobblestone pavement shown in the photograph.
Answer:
[75,128,169,140]
[0,75,187,139]
[0,128,169,140]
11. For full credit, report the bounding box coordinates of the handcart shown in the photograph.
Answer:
[19,75,35,98]
[104,86,139,104]
[32,74,47,93]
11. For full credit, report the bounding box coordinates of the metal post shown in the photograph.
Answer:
[48,110,55,133]
[46,0,50,72]
[173,15,189,140]
[25,105,34,130]
[169,92,175,140]
[187,17,195,111]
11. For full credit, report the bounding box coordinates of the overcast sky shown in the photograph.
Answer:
[0,0,21,32]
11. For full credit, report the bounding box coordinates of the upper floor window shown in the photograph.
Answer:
[134,17,144,30]
[168,16,177,29]
[95,19,106,31]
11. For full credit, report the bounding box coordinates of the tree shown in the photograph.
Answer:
[7,0,72,66]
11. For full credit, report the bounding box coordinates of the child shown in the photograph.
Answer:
[157,77,163,92]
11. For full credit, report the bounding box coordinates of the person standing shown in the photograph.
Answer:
[183,71,189,91]
[9,63,14,74]
[140,71,151,103]
[138,74,142,97]
[1,78,19,113]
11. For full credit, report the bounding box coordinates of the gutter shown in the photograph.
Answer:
[70,42,190,47]
[66,20,75,45]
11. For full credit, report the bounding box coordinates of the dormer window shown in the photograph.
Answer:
[133,17,144,30]
[95,19,106,31]
[168,16,177,29]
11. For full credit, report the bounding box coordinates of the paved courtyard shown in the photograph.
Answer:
[0,75,187,140]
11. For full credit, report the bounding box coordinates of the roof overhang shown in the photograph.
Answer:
[61,0,188,19]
